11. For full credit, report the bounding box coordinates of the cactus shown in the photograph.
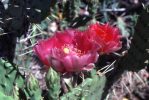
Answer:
[0,91,14,100]
[0,58,24,99]
[46,68,61,100]
[0,0,57,35]
[60,70,106,100]
[25,74,42,100]
[12,85,19,100]
[0,0,57,61]
[101,8,149,99]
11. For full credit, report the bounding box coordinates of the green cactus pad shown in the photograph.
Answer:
[25,74,42,100]
[0,58,24,99]
[46,68,61,100]
[61,70,106,100]
[0,91,14,100]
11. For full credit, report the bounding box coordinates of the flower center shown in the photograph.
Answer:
[63,47,70,54]
[62,44,86,56]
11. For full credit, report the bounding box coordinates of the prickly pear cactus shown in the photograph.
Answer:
[0,58,24,99]
[60,70,106,100]
[46,68,60,100]
[0,0,57,34]
[117,9,149,71]
[25,74,42,100]
[0,91,14,100]
[0,0,57,61]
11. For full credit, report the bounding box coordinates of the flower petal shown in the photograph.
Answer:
[81,63,95,71]
[51,58,65,72]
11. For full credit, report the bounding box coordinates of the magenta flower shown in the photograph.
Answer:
[34,30,99,73]
[88,23,122,54]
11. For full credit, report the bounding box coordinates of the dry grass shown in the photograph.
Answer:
[107,68,149,100]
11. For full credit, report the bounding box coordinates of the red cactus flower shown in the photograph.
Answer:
[33,37,56,68]
[34,29,99,73]
[88,23,122,54]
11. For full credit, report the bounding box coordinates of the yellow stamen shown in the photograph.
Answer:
[63,48,70,54]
